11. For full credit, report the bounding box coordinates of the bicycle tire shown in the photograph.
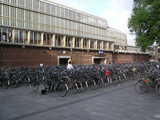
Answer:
[57,83,69,97]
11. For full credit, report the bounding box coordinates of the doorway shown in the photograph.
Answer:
[92,57,106,64]
[58,56,71,65]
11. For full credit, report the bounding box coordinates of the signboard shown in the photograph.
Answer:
[99,50,104,55]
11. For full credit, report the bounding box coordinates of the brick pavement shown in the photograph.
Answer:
[0,81,160,120]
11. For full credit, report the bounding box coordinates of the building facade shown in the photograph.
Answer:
[0,0,150,66]
[0,0,128,50]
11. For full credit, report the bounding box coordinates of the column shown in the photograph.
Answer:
[101,41,104,49]
[40,33,44,45]
[106,42,109,50]
[94,40,97,49]
[51,34,55,47]
[81,38,84,49]
[111,43,114,51]
[72,37,75,48]
[11,30,15,43]
[27,31,30,44]
[63,36,66,47]
[88,39,91,49]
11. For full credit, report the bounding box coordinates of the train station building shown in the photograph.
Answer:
[0,0,150,67]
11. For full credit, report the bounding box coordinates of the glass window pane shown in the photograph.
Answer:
[0,4,2,25]
[40,1,45,12]
[10,7,16,27]
[18,0,24,8]
[33,0,39,11]
[26,0,32,9]
[11,0,17,6]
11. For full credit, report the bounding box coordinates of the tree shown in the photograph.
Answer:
[128,0,160,51]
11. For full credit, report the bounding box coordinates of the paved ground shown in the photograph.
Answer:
[0,81,160,120]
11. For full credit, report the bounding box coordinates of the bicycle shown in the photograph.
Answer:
[135,75,160,95]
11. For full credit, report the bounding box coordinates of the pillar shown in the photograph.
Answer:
[27,31,30,44]
[106,42,109,50]
[63,36,66,47]
[81,38,84,49]
[88,39,91,49]
[40,33,44,45]
[94,40,97,49]
[101,41,104,49]
[111,43,114,51]
[72,37,75,48]
[51,34,55,47]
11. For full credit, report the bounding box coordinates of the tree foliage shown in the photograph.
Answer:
[128,0,160,51]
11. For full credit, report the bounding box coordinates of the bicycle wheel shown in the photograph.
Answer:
[135,80,149,94]
[91,80,98,90]
[56,83,69,97]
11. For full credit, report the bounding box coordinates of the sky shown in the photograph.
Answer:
[48,0,135,46]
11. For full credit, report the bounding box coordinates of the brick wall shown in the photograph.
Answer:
[114,53,150,64]
[0,45,150,67]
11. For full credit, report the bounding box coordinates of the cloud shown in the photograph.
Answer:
[100,0,135,46]
[98,0,136,46]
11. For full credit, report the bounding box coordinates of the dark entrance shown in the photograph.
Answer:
[59,58,69,65]
[93,58,105,64]
[58,57,70,65]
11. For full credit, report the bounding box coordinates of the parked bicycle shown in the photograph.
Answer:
[0,62,160,97]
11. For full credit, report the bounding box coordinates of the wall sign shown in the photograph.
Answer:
[99,50,104,55]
